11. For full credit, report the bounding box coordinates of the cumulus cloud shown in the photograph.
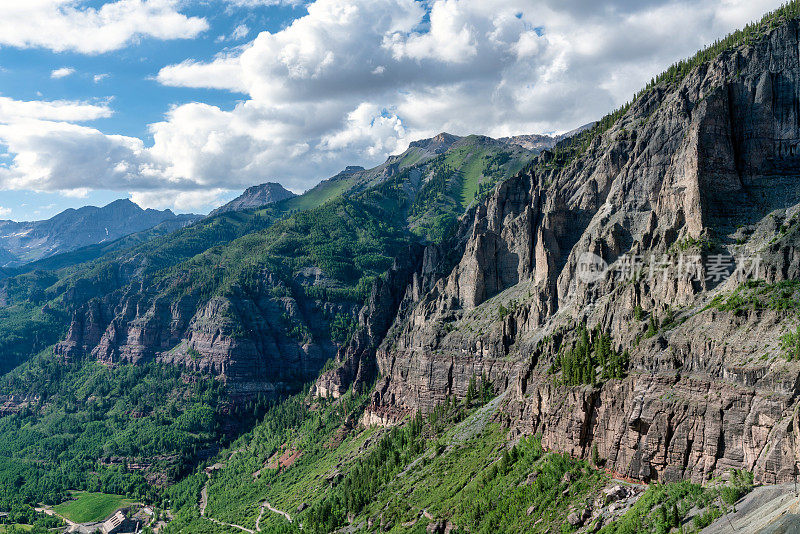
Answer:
[143,0,783,190]
[130,188,230,211]
[50,67,76,79]
[0,120,163,192]
[93,73,110,83]
[0,0,786,212]
[0,0,208,54]
[0,206,11,218]
[157,56,246,92]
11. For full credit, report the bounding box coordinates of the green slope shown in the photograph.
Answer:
[280,174,360,212]
[52,492,133,523]
[163,384,607,534]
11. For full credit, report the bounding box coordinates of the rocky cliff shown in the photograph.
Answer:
[54,260,358,398]
[344,19,800,485]
[312,244,424,399]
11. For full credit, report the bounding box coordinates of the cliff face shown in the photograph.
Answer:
[55,265,356,397]
[355,21,800,484]
[312,244,425,399]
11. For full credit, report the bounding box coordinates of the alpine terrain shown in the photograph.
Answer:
[1,3,800,534]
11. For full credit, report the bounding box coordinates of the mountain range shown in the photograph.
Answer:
[0,199,201,268]
[2,3,800,534]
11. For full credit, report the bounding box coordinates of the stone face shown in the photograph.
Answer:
[360,21,800,484]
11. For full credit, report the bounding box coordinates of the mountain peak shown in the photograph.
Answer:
[406,132,461,156]
[0,198,199,267]
[342,165,365,173]
[210,182,297,216]
[107,198,138,207]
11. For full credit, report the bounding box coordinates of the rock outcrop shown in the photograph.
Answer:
[359,19,800,485]
[313,244,424,398]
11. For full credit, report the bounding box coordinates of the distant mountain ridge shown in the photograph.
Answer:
[499,122,595,151]
[0,199,201,267]
[208,132,536,218]
[209,182,297,216]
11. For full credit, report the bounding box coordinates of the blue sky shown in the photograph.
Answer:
[0,0,784,220]
[0,1,303,219]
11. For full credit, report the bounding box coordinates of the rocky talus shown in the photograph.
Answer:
[347,21,800,484]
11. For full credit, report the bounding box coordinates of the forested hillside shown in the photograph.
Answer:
[0,132,532,531]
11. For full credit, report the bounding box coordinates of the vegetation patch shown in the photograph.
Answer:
[0,350,251,513]
[52,492,132,523]
[781,325,800,361]
[549,325,629,386]
[710,280,800,315]
[599,469,753,534]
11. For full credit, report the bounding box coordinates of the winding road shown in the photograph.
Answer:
[256,501,293,530]
[199,454,293,533]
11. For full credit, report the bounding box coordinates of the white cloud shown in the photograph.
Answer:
[0,206,11,217]
[0,96,113,122]
[217,24,251,42]
[130,188,230,211]
[230,24,251,40]
[318,103,407,158]
[224,0,304,6]
[93,73,110,83]
[0,119,166,192]
[0,0,208,54]
[157,57,246,92]
[384,0,478,63]
[50,67,75,79]
[0,0,787,211]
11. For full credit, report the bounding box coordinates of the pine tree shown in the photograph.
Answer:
[646,315,659,337]
[594,327,606,368]
[794,325,800,361]
[466,376,477,406]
